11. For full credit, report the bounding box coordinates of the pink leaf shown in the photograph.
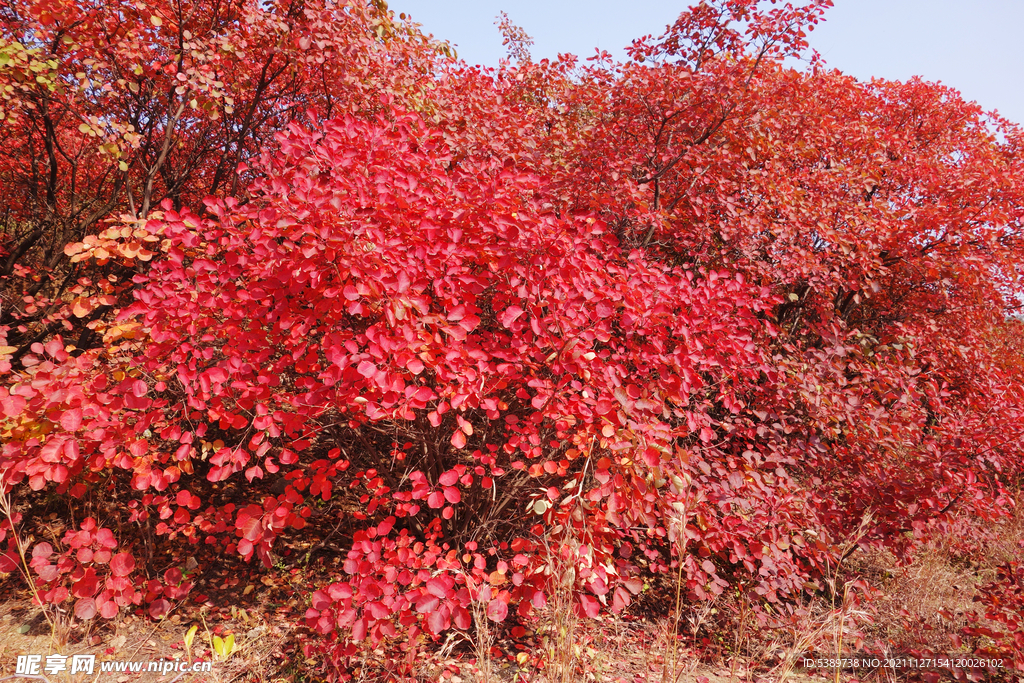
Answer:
[453,606,471,630]
[416,594,440,614]
[60,408,83,431]
[36,564,59,582]
[95,528,118,549]
[1,395,26,417]
[486,598,508,622]
[74,598,97,620]
[426,608,447,634]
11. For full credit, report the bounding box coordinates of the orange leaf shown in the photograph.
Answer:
[71,298,93,318]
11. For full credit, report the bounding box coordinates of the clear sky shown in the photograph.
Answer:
[391,0,1024,126]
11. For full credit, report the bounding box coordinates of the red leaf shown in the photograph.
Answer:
[110,552,135,577]
[611,586,630,613]
[239,515,262,541]
[499,305,524,328]
[579,593,600,618]
[426,578,448,599]
[450,429,466,449]
[149,598,171,619]
[73,570,99,598]
[352,618,367,642]
[311,590,331,611]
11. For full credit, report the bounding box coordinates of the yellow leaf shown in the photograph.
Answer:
[183,625,197,651]
[150,14,163,26]
[0,346,17,354]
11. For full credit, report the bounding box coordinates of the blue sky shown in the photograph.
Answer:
[391,0,1024,126]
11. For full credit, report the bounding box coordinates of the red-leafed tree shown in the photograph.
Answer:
[2,0,1024,679]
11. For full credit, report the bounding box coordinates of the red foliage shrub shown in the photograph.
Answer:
[2,0,1024,679]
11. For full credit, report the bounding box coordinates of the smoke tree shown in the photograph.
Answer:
[2,0,1023,677]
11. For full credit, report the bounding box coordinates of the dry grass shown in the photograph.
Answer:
[0,589,289,682]
[844,505,1024,658]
